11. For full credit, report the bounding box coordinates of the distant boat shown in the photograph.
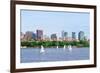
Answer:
[57,46,58,48]
[40,45,45,53]
[68,45,72,51]
[63,45,66,50]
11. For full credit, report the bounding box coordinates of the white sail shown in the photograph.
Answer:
[40,45,45,53]
[63,45,66,50]
[68,45,72,51]
[57,46,58,48]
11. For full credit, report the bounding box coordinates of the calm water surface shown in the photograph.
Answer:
[21,48,89,63]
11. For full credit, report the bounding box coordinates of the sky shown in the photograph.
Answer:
[21,9,90,39]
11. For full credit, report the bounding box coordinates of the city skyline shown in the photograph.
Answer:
[21,30,88,40]
[21,10,90,39]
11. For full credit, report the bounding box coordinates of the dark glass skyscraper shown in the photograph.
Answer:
[78,31,84,40]
[51,34,57,41]
[72,32,76,39]
[32,32,36,40]
[62,31,68,39]
[36,30,43,40]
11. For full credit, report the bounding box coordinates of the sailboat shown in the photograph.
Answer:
[68,45,72,51]
[57,45,58,48]
[63,45,66,50]
[40,45,45,53]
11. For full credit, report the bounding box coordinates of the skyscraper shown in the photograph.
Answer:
[78,31,84,40]
[62,31,68,39]
[51,34,57,41]
[36,30,43,40]
[72,32,76,39]
[24,31,33,41]
[32,32,36,40]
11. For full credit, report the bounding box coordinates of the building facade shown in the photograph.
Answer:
[62,31,68,39]
[51,34,57,41]
[24,31,33,41]
[36,30,43,40]
[78,31,85,40]
[32,32,36,40]
[72,32,76,40]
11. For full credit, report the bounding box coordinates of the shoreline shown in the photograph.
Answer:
[21,46,89,49]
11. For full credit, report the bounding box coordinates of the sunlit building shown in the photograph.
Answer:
[43,35,50,41]
[24,31,33,41]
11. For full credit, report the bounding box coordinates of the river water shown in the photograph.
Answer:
[21,47,89,63]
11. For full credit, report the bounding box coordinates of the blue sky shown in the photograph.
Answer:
[21,9,90,39]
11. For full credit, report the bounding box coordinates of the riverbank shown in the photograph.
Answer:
[21,40,89,48]
[21,46,89,49]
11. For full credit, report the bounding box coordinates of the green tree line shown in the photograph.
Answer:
[21,40,89,48]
